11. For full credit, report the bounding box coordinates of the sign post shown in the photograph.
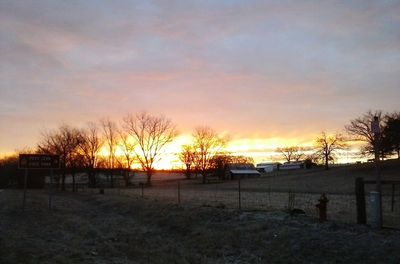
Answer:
[370,116,382,228]
[19,154,60,211]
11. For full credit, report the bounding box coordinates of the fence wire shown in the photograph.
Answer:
[1,177,399,229]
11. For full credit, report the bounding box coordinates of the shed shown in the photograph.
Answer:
[226,163,261,180]
[256,162,280,172]
[280,161,305,170]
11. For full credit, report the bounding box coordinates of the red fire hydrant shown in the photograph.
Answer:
[316,193,329,222]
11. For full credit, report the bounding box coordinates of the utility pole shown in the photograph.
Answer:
[370,116,382,228]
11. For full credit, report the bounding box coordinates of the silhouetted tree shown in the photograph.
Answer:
[118,130,136,185]
[209,154,231,179]
[79,122,103,187]
[276,146,305,163]
[383,112,400,158]
[314,132,347,170]
[192,126,227,184]
[230,155,254,164]
[179,145,196,179]
[38,125,81,190]
[123,112,177,185]
[0,155,18,187]
[101,118,119,187]
[210,154,254,179]
[345,110,385,159]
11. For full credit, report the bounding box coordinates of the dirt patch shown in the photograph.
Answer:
[1,190,399,264]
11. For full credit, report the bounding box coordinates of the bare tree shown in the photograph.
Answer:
[383,112,400,159]
[118,130,136,185]
[314,132,347,170]
[118,130,136,169]
[37,125,82,190]
[101,118,119,187]
[79,122,103,187]
[345,110,384,159]
[179,145,196,179]
[123,112,178,185]
[276,146,305,163]
[192,126,227,184]
[0,154,20,187]
[210,154,254,180]
[229,155,254,164]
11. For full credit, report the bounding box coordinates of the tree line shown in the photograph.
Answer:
[0,113,243,188]
[0,113,177,189]
[275,110,400,170]
[0,110,399,188]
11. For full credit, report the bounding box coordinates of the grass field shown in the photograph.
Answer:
[1,160,399,263]
[1,190,400,264]
[126,159,400,228]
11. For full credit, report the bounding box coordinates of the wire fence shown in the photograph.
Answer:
[1,177,399,229]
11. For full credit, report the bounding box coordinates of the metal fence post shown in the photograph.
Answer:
[370,191,381,228]
[355,177,366,224]
[118,179,121,196]
[49,168,53,210]
[391,184,395,212]
[238,178,241,210]
[178,181,181,205]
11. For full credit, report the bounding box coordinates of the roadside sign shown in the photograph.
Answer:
[19,154,60,169]
[371,116,380,134]
[18,154,60,211]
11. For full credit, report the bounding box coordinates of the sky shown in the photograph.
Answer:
[1,1,399,165]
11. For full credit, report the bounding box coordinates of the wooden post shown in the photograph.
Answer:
[141,183,144,198]
[355,177,366,224]
[22,169,28,210]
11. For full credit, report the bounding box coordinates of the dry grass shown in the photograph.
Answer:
[1,190,400,264]
[118,160,400,228]
[1,160,399,263]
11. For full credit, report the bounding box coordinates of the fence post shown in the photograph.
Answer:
[22,168,28,210]
[238,177,241,211]
[214,181,218,203]
[118,179,121,196]
[49,168,53,210]
[355,177,366,224]
[178,181,181,205]
[141,183,144,198]
[391,184,395,212]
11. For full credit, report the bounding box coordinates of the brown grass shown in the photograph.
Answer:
[1,189,400,264]
[1,160,399,263]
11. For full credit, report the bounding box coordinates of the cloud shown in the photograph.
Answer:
[0,1,399,153]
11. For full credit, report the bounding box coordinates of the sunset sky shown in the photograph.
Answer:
[1,1,399,165]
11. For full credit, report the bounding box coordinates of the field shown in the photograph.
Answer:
[1,160,399,263]
[128,160,400,228]
[1,190,400,264]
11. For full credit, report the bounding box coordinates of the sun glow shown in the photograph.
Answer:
[147,135,315,169]
[150,134,193,170]
[226,137,309,153]
[97,134,365,170]
[99,135,193,170]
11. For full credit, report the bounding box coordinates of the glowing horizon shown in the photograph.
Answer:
[93,133,366,170]
[0,133,370,170]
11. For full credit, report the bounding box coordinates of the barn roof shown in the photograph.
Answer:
[230,169,260,175]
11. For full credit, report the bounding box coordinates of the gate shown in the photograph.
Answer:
[355,177,400,229]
